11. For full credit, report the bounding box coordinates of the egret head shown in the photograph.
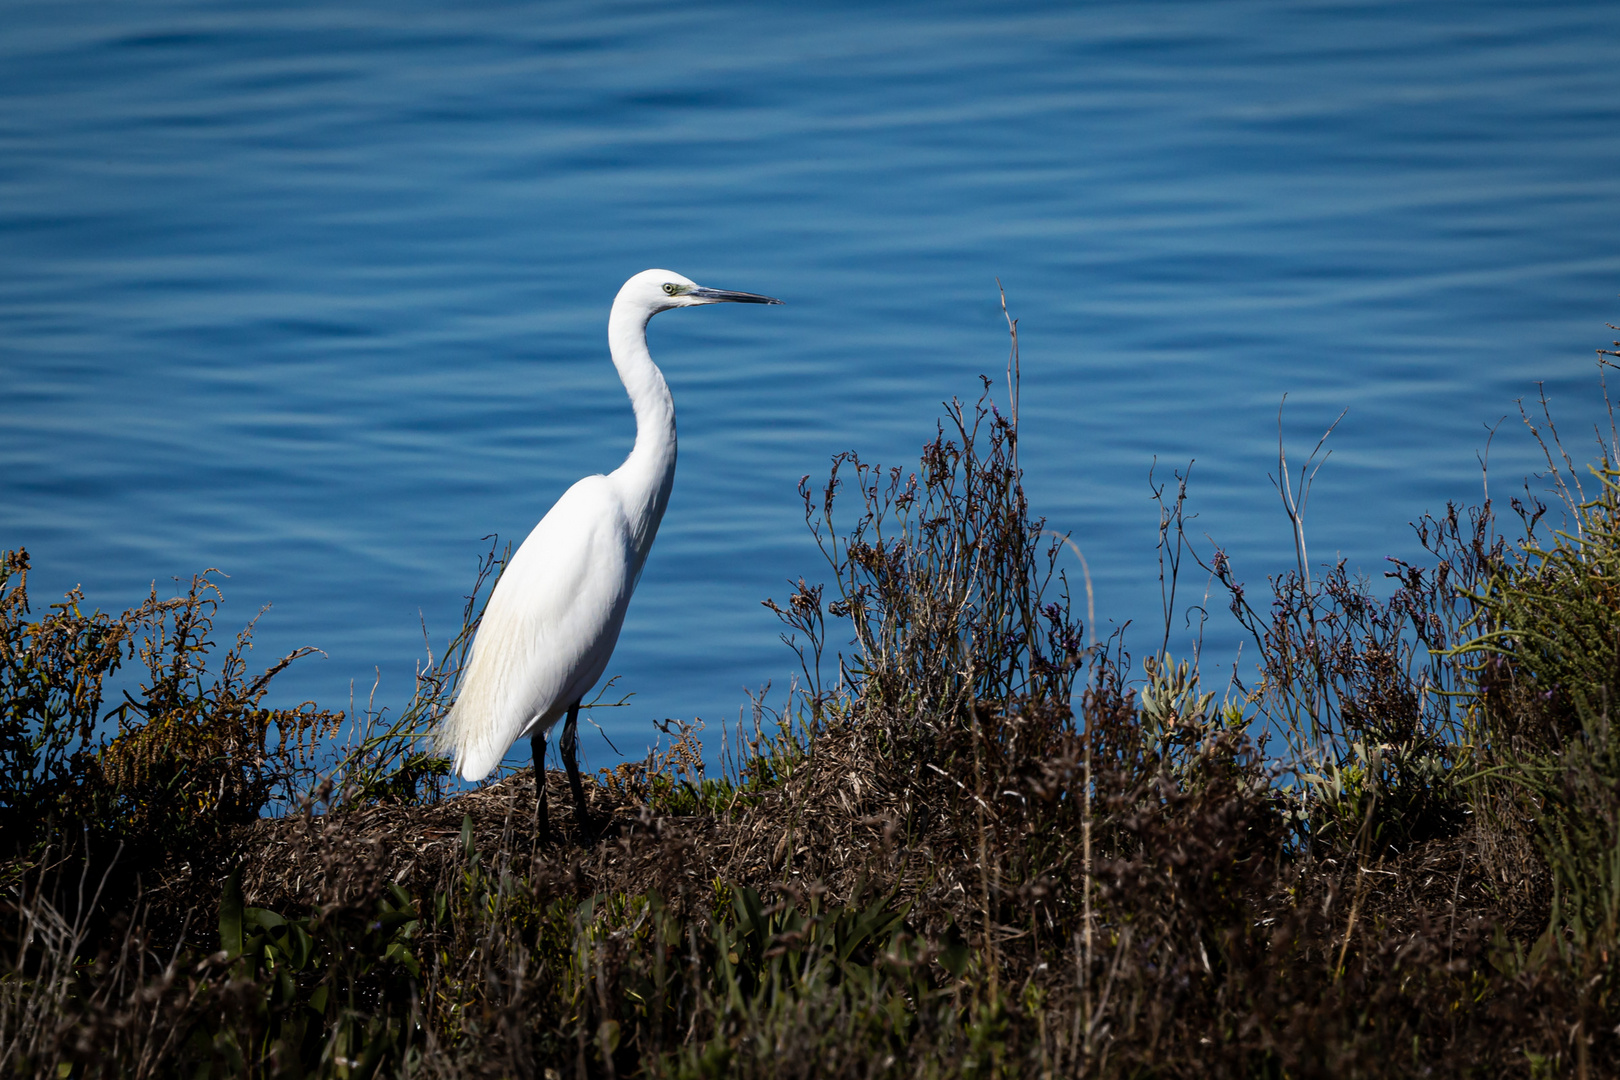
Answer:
[619,268,783,315]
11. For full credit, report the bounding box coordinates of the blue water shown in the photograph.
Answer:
[5,0,1620,775]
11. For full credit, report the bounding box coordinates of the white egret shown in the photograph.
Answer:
[436,268,781,840]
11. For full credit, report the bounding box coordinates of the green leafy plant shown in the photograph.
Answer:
[1452,384,1620,974]
[205,870,422,1077]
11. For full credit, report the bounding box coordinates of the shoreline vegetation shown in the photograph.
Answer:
[7,324,1620,1077]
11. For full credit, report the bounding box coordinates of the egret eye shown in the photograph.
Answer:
[662,282,678,296]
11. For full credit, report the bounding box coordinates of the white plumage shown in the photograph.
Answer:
[442,475,636,779]
[437,269,781,808]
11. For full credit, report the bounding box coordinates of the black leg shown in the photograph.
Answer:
[559,700,590,837]
[530,727,550,846]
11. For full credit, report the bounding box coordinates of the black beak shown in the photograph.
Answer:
[688,286,784,305]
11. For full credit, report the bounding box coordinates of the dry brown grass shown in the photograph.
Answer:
[8,329,1620,1077]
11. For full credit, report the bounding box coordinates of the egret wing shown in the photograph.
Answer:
[440,475,636,779]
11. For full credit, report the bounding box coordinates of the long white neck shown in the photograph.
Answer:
[606,298,677,565]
